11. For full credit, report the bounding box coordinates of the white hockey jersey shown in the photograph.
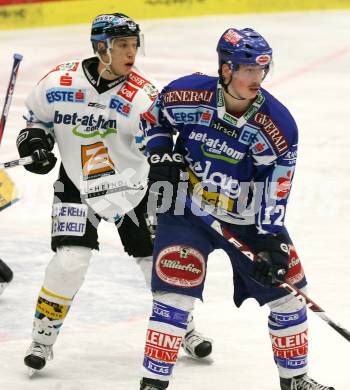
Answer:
[25,58,158,220]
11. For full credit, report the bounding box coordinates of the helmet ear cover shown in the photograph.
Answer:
[95,41,108,55]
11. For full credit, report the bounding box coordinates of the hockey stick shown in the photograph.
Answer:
[181,193,350,342]
[0,156,33,170]
[0,53,23,144]
[0,54,23,212]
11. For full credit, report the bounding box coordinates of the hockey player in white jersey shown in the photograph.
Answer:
[16,13,212,377]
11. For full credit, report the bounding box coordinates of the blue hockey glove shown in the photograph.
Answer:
[17,128,57,175]
[252,234,290,287]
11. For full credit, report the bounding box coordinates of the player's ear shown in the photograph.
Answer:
[97,42,107,55]
[221,63,232,81]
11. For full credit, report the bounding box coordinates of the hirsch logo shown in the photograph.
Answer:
[212,119,238,138]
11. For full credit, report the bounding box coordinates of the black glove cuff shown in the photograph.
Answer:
[0,259,13,283]
[148,149,184,166]
[17,127,54,158]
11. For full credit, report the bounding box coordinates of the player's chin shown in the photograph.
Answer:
[247,88,260,98]
[118,65,133,77]
[124,64,134,74]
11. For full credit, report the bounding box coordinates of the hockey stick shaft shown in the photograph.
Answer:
[0,53,23,145]
[182,194,350,342]
[0,156,33,170]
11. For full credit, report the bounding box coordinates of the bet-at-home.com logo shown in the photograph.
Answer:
[189,131,245,164]
[53,110,117,138]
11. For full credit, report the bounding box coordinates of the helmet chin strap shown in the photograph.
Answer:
[222,74,246,101]
[96,39,120,85]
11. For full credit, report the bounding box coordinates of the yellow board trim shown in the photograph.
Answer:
[0,0,350,30]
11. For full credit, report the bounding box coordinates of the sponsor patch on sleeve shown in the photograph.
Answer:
[128,71,159,101]
[286,245,305,285]
[39,61,80,83]
[254,113,289,154]
[270,165,295,199]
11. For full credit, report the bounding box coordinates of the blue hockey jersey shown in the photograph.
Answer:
[142,73,298,234]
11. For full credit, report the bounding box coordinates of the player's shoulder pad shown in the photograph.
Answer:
[255,88,298,155]
[37,59,83,85]
[125,69,159,102]
[162,73,217,106]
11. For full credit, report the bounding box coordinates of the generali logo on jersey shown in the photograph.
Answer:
[254,113,289,154]
[163,89,214,105]
[117,82,138,102]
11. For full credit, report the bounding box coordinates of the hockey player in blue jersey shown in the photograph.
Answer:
[138,28,335,390]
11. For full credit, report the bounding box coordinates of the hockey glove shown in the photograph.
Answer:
[148,147,185,185]
[17,128,57,174]
[0,258,13,284]
[252,233,290,287]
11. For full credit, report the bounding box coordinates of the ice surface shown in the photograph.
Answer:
[0,10,349,389]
